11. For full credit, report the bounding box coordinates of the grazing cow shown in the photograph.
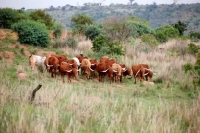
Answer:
[47,56,59,78]
[100,56,117,66]
[67,58,78,69]
[97,62,110,82]
[120,64,132,82]
[60,62,78,83]
[138,64,154,81]
[100,56,109,63]
[81,59,94,79]
[51,54,68,64]
[112,63,122,83]
[90,58,99,77]
[29,54,46,71]
[132,65,145,84]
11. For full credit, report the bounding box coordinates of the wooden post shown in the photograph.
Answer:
[29,84,42,104]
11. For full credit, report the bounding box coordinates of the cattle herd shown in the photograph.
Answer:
[29,54,155,84]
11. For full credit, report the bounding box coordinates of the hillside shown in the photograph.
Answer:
[0,29,200,132]
[45,3,200,33]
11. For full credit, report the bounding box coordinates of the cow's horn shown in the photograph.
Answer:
[89,67,94,71]
[144,72,149,76]
[65,69,72,73]
[69,64,73,66]
[47,64,53,67]
[91,64,95,66]
[153,73,157,75]
[113,70,118,73]
[101,69,108,73]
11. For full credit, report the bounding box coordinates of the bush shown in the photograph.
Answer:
[52,39,68,48]
[189,32,200,42]
[53,22,64,39]
[188,43,199,55]
[141,34,158,47]
[92,34,124,56]
[66,37,78,49]
[84,24,101,40]
[154,25,179,43]
[12,20,50,47]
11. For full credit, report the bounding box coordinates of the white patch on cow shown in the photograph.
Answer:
[35,55,46,67]
[69,64,73,66]
[73,57,80,66]
[122,67,127,72]
[91,64,95,66]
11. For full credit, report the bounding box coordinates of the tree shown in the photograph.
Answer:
[0,8,27,29]
[102,16,132,43]
[172,20,187,35]
[29,9,54,30]
[71,13,94,34]
[129,0,134,5]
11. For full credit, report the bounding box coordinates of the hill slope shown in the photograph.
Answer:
[46,3,200,33]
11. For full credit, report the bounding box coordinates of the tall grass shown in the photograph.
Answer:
[0,36,200,133]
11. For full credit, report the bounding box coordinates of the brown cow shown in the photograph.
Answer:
[97,62,110,82]
[119,64,132,82]
[132,65,145,84]
[67,58,78,69]
[90,58,99,77]
[112,63,122,83]
[47,56,59,78]
[138,64,154,81]
[60,62,78,83]
[51,54,68,64]
[81,59,94,79]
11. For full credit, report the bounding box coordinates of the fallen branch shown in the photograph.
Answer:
[29,84,42,104]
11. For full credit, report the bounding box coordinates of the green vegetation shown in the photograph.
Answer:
[12,20,50,47]
[0,8,27,29]
[29,9,54,30]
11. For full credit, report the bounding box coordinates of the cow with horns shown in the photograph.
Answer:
[60,62,78,83]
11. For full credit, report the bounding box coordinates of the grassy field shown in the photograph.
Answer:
[0,30,200,133]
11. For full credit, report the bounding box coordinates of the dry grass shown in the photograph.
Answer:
[0,38,200,133]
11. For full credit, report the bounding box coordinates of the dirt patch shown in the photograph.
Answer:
[37,50,56,56]
[17,72,29,80]
[0,29,18,40]
[0,51,15,63]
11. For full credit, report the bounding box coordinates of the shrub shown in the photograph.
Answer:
[84,24,101,41]
[154,25,179,43]
[12,20,50,47]
[52,22,63,39]
[188,43,199,55]
[52,39,68,48]
[189,31,200,42]
[92,34,124,56]
[141,34,158,47]
[66,37,78,49]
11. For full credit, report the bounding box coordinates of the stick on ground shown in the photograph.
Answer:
[29,84,42,104]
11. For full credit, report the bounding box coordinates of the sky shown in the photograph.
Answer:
[0,0,199,9]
